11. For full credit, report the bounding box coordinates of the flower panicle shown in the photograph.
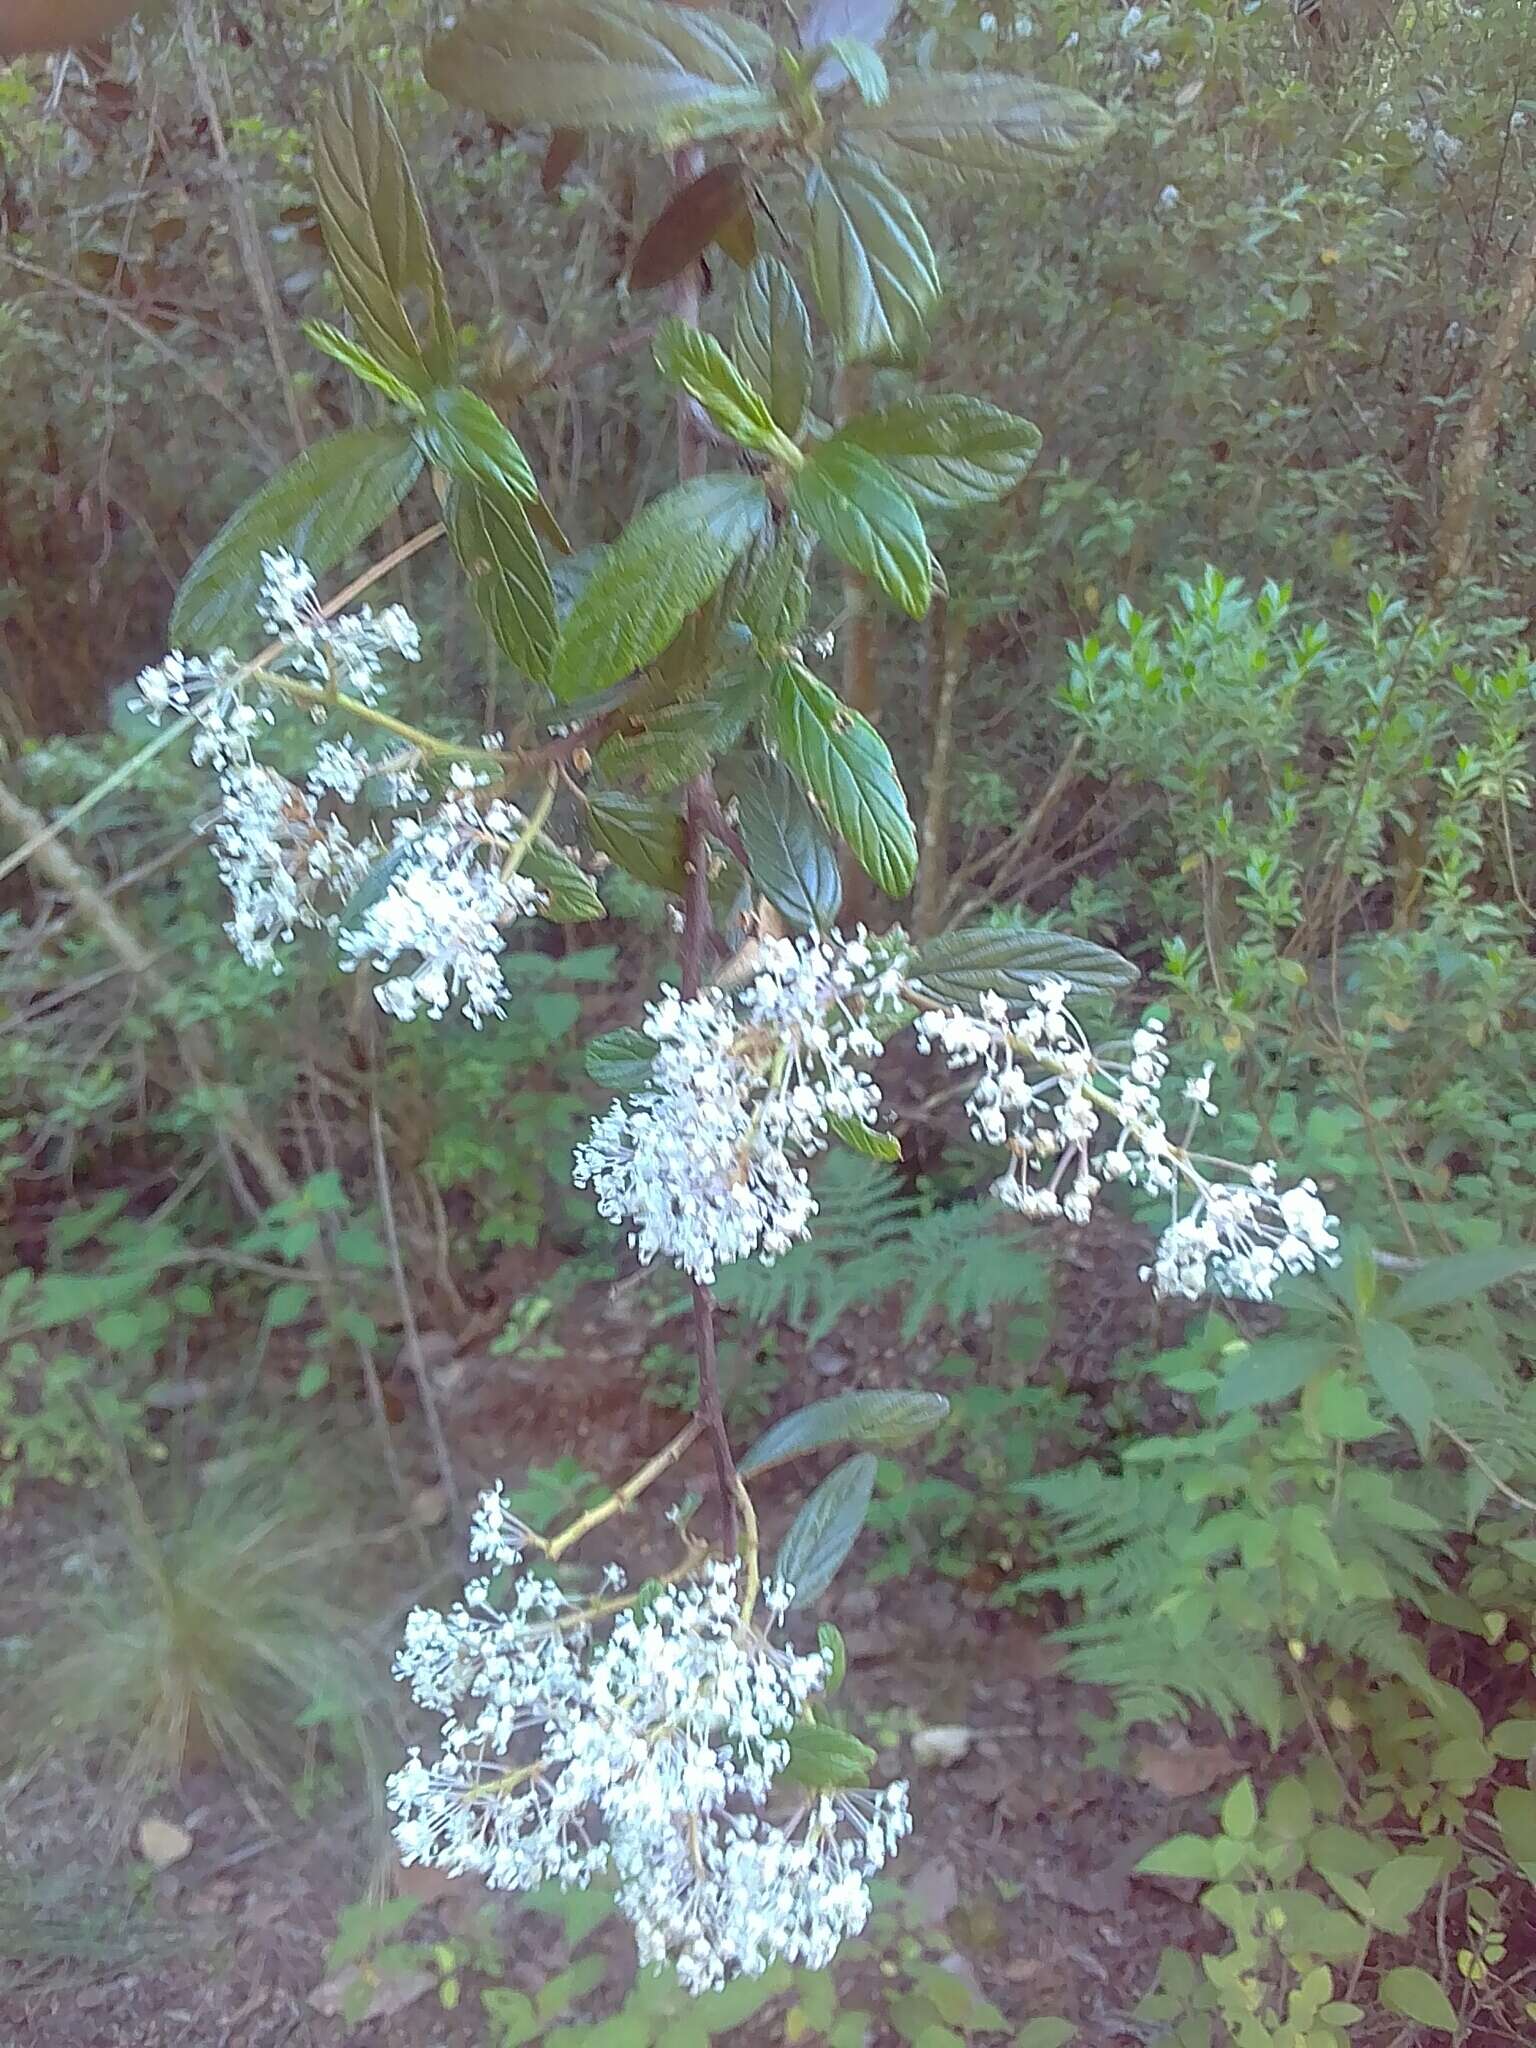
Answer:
[388,1504,910,1993]
[130,551,542,1023]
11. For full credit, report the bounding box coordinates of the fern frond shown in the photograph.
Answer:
[1319,1604,1440,1705]
[1057,1614,1289,1739]
[899,1208,1047,1339]
[712,1154,915,1335]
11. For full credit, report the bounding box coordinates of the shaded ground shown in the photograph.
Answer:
[1,1221,1218,2046]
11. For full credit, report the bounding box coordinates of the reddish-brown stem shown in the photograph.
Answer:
[670,139,739,1553]
[682,780,739,1554]
[692,1278,739,1553]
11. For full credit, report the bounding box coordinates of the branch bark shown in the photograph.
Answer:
[914,591,960,941]
[833,363,880,924]
[1431,212,1536,600]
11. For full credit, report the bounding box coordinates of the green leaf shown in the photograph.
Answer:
[419,386,537,500]
[448,479,556,683]
[265,1281,312,1330]
[1366,1855,1441,1930]
[335,1224,387,1269]
[806,150,939,366]
[312,72,455,387]
[483,1987,538,2046]
[1389,1247,1536,1316]
[1494,1786,1536,1879]
[732,256,813,437]
[1215,1336,1335,1412]
[1489,1717,1536,1761]
[1362,1321,1435,1453]
[653,317,791,457]
[1015,2024,1076,2048]
[728,522,812,648]
[1308,1826,1386,1881]
[817,1621,847,1693]
[424,0,774,139]
[824,36,888,105]
[776,1452,877,1606]
[518,834,605,922]
[1429,1735,1491,1784]
[771,664,917,896]
[1267,1894,1367,1959]
[339,835,418,931]
[842,73,1113,183]
[1379,1967,1457,2034]
[170,427,423,652]
[631,163,750,290]
[1221,1777,1257,1841]
[826,1113,900,1160]
[792,437,931,617]
[599,692,748,793]
[302,320,424,408]
[584,1026,655,1090]
[1266,1777,1313,1841]
[587,791,686,892]
[1135,1835,1217,1880]
[907,924,1137,1003]
[550,474,769,698]
[740,1391,950,1478]
[779,1720,876,1789]
[1309,1370,1390,1442]
[835,396,1041,515]
[731,754,842,931]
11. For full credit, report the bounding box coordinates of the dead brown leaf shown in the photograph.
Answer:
[1132,1737,1240,1798]
[308,1962,434,2021]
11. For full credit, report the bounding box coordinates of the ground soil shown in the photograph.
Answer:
[0,1220,1218,2048]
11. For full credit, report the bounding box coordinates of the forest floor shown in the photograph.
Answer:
[0,1223,1229,2048]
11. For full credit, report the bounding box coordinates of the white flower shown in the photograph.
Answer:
[630,1784,910,1993]
[574,933,904,1283]
[1158,184,1181,209]
[388,1520,910,1992]
[911,978,1339,1303]
[1183,1063,1217,1114]
[338,803,542,1026]
[210,763,371,969]
[914,976,1116,1227]
[257,549,420,703]
[308,736,376,802]
[1142,1175,1339,1302]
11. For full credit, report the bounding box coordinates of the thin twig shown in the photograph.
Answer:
[371,1095,462,1526]
[545,1417,705,1561]
[179,0,308,455]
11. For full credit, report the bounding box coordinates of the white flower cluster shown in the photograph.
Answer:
[389,1491,910,1993]
[577,940,1337,1305]
[573,932,905,1284]
[130,553,545,1021]
[911,976,1338,1301]
[337,787,542,1025]
[1147,1168,1339,1303]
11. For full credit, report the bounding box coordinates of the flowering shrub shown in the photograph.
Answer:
[120,0,1344,1992]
